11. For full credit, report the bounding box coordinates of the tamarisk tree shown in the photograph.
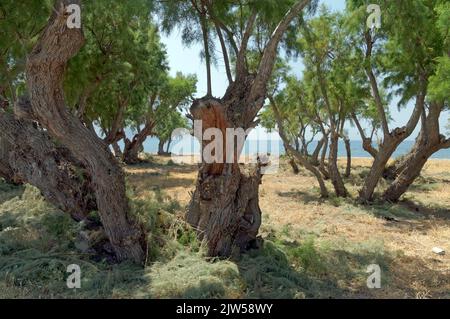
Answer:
[25,0,146,263]
[348,1,431,202]
[382,1,450,201]
[160,0,313,257]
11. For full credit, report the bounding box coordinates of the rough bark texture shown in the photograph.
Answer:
[383,102,450,202]
[187,159,264,257]
[186,0,311,258]
[123,136,145,164]
[0,109,96,221]
[187,95,265,257]
[25,0,145,263]
[328,133,348,197]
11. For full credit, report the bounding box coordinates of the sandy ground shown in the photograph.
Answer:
[125,156,450,298]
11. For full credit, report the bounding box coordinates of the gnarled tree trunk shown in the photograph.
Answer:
[25,0,145,263]
[0,109,96,221]
[186,0,311,258]
[186,95,264,257]
[359,131,408,202]
[383,102,450,202]
[123,121,154,164]
[271,101,329,198]
[358,31,426,203]
[112,142,123,160]
[123,137,145,164]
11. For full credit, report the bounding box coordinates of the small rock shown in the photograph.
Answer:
[432,247,445,255]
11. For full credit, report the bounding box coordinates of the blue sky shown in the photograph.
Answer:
[159,0,448,141]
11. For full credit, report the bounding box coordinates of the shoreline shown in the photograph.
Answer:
[146,153,450,161]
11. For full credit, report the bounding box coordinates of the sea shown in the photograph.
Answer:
[142,137,450,159]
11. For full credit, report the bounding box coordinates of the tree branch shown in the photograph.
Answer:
[364,31,390,138]
[249,0,310,103]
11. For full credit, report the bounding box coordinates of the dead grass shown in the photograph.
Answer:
[0,156,449,299]
[124,156,450,298]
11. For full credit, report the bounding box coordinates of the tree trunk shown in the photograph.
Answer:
[187,93,266,257]
[0,140,17,184]
[187,161,264,257]
[288,157,300,174]
[359,31,426,203]
[166,137,172,154]
[344,138,351,178]
[200,12,212,97]
[26,0,145,263]
[275,119,328,197]
[383,138,449,202]
[186,0,311,258]
[328,133,348,197]
[359,135,402,202]
[158,139,165,155]
[319,134,330,179]
[112,142,123,159]
[383,102,450,202]
[123,138,144,164]
[310,136,325,166]
[0,110,96,221]
[123,122,153,164]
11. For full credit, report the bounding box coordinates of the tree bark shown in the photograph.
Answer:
[186,0,311,258]
[112,142,123,159]
[288,157,300,174]
[158,139,165,155]
[123,122,153,164]
[344,137,351,178]
[187,158,264,257]
[0,135,17,184]
[328,133,348,197]
[383,102,450,202]
[319,134,330,179]
[358,31,426,203]
[0,110,96,221]
[25,0,145,263]
[166,137,172,153]
[310,136,325,166]
[359,99,425,202]
[157,139,171,156]
[383,137,450,202]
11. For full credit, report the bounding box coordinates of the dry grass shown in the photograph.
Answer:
[125,156,450,298]
[0,156,448,298]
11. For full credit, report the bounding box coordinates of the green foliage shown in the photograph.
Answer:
[428,2,450,104]
[64,0,168,132]
[145,72,196,143]
[0,0,52,103]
